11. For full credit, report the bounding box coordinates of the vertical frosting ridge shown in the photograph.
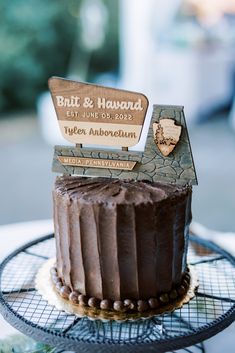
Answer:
[116,204,139,299]
[78,204,102,297]
[58,195,72,288]
[172,199,187,286]
[182,192,192,272]
[135,203,158,298]
[53,191,62,278]
[69,201,86,293]
[66,201,72,289]
[98,203,122,300]
[155,204,174,293]
[132,204,140,299]
[92,204,104,297]
[53,177,192,302]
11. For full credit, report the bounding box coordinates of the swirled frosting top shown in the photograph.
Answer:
[54,176,191,205]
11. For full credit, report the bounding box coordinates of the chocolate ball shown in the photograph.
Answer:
[69,291,79,304]
[148,298,159,309]
[78,294,88,306]
[124,299,135,310]
[137,300,149,312]
[159,293,169,304]
[60,286,71,299]
[88,297,100,308]
[113,301,125,312]
[100,299,112,310]
[169,289,178,300]
[177,285,186,296]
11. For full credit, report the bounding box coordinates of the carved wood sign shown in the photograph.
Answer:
[49,77,148,147]
[57,156,137,171]
[49,77,198,185]
[153,118,182,157]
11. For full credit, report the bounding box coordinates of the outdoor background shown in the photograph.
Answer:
[1,0,235,231]
[0,0,235,351]
[0,0,235,231]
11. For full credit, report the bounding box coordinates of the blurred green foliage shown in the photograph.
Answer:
[0,0,76,112]
[0,0,119,114]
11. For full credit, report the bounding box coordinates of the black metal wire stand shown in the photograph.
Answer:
[0,233,234,353]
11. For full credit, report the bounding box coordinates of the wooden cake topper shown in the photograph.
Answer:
[49,77,148,148]
[50,77,197,185]
[153,118,182,157]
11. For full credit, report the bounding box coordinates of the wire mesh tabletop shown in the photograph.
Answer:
[0,233,234,353]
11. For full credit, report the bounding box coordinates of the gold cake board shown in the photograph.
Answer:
[35,258,199,322]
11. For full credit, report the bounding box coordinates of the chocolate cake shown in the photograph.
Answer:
[51,176,192,313]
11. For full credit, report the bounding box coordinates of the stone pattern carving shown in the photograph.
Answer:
[52,105,197,185]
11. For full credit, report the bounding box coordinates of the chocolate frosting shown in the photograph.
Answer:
[51,265,191,312]
[53,176,192,301]
[54,176,188,204]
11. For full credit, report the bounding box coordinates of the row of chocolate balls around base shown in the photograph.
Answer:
[50,267,191,313]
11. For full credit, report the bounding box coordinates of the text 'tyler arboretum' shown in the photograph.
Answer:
[64,126,137,139]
